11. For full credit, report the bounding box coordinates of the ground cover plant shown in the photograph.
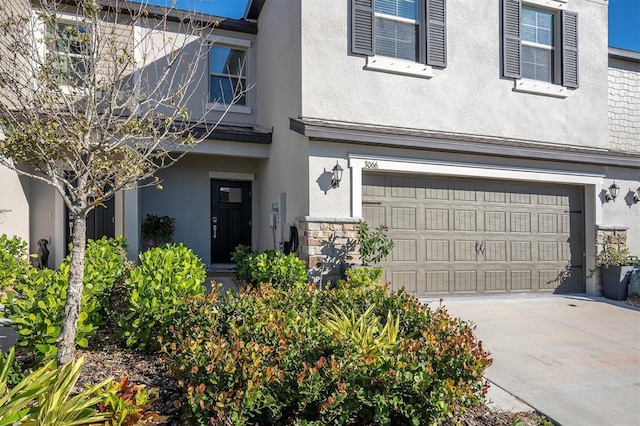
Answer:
[166,267,492,425]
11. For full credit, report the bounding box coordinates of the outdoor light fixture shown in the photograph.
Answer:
[331,161,343,188]
[634,187,640,204]
[605,181,620,202]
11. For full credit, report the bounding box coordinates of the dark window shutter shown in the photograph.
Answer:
[426,0,447,67]
[561,10,578,88]
[502,0,521,79]
[352,0,374,56]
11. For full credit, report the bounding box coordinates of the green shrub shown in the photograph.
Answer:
[1,237,129,366]
[0,234,31,291]
[0,347,112,426]
[231,245,308,289]
[166,275,492,425]
[118,243,206,351]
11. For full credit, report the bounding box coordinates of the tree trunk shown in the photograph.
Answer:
[57,211,88,365]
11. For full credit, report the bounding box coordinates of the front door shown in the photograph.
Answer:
[211,180,252,263]
[65,197,116,255]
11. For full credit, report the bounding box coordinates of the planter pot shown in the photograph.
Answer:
[601,266,634,301]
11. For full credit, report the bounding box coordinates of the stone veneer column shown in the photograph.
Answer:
[296,217,360,287]
[594,225,629,295]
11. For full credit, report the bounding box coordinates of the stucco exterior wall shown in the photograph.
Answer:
[254,0,308,251]
[0,164,30,244]
[299,0,609,148]
[608,57,640,153]
[140,153,262,264]
[137,20,257,128]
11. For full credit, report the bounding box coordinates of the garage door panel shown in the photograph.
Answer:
[454,210,477,231]
[392,240,417,261]
[391,271,417,295]
[426,240,449,261]
[391,207,416,229]
[425,208,449,230]
[363,173,584,296]
[485,271,507,291]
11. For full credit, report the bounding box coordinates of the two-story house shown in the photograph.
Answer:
[1,0,638,298]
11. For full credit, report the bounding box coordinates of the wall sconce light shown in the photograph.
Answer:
[331,161,343,188]
[605,181,620,202]
[634,187,640,204]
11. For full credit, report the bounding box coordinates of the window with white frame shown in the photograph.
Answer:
[45,21,90,87]
[374,0,420,61]
[351,0,447,68]
[209,46,247,105]
[502,0,578,90]
[521,7,555,82]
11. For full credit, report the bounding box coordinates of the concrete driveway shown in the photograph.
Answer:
[431,294,640,426]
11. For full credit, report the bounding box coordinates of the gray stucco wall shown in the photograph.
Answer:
[0,165,30,244]
[254,0,309,250]
[608,57,640,153]
[139,153,262,264]
[299,0,609,148]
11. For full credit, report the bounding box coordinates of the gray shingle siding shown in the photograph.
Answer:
[608,57,640,154]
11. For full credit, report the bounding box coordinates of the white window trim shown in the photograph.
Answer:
[206,35,250,110]
[365,55,433,79]
[207,103,252,114]
[35,11,93,95]
[513,77,572,98]
[524,0,567,10]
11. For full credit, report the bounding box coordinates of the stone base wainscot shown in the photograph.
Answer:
[296,217,361,287]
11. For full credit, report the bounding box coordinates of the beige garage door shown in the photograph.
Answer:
[362,173,584,296]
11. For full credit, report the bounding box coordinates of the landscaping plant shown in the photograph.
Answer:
[1,237,129,366]
[118,243,207,350]
[356,220,394,265]
[0,348,112,426]
[231,245,308,289]
[0,234,31,291]
[166,271,491,425]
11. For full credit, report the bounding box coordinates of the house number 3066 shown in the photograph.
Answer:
[364,161,379,169]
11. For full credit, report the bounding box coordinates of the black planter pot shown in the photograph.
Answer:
[601,266,635,301]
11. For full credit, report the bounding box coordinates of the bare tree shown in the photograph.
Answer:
[0,0,245,364]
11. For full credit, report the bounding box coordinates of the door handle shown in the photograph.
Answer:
[212,225,217,239]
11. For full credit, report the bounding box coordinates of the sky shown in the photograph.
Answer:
[139,0,640,52]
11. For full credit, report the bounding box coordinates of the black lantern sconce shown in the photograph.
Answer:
[633,187,640,204]
[605,181,620,202]
[331,161,343,189]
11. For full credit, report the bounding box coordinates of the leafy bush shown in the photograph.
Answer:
[0,234,31,290]
[97,376,162,426]
[118,243,206,350]
[0,347,112,426]
[1,237,129,365]
[166,273,491,425]
[357,220,394,265]
[231,245,308,289]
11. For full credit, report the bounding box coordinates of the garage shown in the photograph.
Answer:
[362,173,584,296]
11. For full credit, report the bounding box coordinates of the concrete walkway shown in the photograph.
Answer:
[429,294,640,426]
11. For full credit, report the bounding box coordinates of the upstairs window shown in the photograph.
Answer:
[521,7,554,82]
[352,0,447,68]
[374,0,420,61]
[209,46,247,105]
[45,22,90,87]
[502,0,578,89]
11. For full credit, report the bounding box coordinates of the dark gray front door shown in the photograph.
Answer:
[64,197,115,255]
[211,180,252,263]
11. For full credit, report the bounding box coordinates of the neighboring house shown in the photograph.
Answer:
[1,0,638,298]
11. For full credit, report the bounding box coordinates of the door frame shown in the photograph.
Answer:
[208,171,255,265]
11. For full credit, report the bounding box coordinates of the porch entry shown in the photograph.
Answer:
[211,179,252,264]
